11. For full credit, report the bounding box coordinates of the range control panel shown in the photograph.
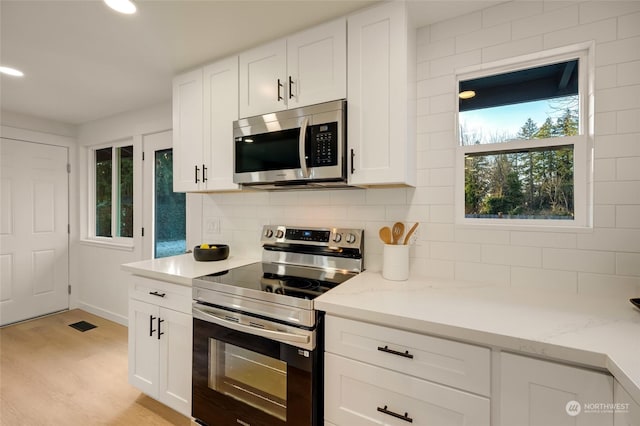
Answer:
[261,225,363,250]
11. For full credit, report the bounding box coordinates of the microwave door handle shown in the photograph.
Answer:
[193,306,310,345]
[299,117,310,178]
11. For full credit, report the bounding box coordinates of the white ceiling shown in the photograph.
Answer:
[0,0,497,126]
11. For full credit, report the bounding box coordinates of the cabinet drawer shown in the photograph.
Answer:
[325,316,490,396]
[129,275,192,314]
[325,353,490,426]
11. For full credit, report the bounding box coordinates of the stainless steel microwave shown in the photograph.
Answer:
[233,100,348,189]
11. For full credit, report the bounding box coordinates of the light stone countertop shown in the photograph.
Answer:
[314,271,640,405]
[121,253,259,286]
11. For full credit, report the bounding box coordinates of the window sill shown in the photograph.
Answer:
[454,221,593,234]
[79,238,135,251]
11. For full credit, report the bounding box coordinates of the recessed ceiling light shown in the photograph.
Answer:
[459,90,476,99]
[104,0,136,14]
[0,66,24,77]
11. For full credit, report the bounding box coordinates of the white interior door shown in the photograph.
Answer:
[142,131,186,259]
[0,138,69,326]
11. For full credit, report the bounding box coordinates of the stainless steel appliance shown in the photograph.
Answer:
[192,225,364,426]
[233,100,349,190]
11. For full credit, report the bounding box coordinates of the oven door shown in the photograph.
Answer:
[192,314,322,426]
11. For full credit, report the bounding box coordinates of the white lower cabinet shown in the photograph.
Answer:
[324,316,490,426]
[614,380,640,426]
[500,352,614,426]
[128,278,192,417]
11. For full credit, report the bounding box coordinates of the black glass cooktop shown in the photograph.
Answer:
[197,262,357,301]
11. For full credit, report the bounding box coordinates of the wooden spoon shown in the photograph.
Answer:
[392,222,405,245]
[379,227,392,245]
[403,222,419,245]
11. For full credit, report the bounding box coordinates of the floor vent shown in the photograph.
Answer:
[69,320,97,332]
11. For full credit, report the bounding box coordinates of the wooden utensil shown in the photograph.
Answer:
[403,222,419,245]
[379,227,392,244]
[392,222,405,245]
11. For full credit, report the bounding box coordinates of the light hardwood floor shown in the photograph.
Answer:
[0,309,192,425]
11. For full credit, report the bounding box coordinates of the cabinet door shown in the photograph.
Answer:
[239,39,287,118]
[325,353,490,426]
[172,68,204,192]
[614,380,640,426]
[203,56,240,191]
[128,299,160,397]
[158,307,192,416]
[500,352,614,426]
[287,18,346,109]
[347,2,416,186]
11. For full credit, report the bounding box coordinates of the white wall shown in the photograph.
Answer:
[194,1,640,298]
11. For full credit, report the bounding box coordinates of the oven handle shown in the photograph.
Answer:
[193,305,310,345]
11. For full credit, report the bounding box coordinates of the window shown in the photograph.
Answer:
[91,142,134,241]
[456,48,591,227]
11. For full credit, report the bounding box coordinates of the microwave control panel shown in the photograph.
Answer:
[308,122,338,167]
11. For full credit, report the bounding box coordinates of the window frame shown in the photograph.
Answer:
[87,139,135,245]
[454,44,594,229]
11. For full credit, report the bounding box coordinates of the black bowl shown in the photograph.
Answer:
[193,244,229,261]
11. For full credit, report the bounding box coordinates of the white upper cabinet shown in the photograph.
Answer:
[239,18,346,118]
[172,56,239,192]
[347,1,416,187]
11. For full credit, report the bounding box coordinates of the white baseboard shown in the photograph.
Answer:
[77,302,128,327]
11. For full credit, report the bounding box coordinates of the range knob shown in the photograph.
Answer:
[332,233,342,243]
[275,229,285,239]
[264,229,274,238]
[345,233,357,244]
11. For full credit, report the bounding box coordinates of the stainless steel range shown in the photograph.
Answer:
[191,225,364,426]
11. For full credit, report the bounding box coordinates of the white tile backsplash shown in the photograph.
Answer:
[196,0,640,298]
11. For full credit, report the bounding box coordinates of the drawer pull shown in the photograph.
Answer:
[149,291,166,298]
[377,405,413,423]
[377,345,414,359]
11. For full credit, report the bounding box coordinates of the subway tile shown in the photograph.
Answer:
[429,93,456,114]
[268,191,300,206]
[510,231,577,248]
[417,60,430,80]
[430,12,482,42]
[429,167,455,186]
[618,11,640,39]
[330,189,366,206]
[431,241,481,262]
[482,1,544,28]
[346,205,386,222]
[429,204,455,224]
[578,273,640,298]
[298,190,332,206]
[594,133,640,158]
[596,37,640,67]
[423,148,455,169]
[594,181,640,204]
[543,248,616,274]
[577,228,640,252]
[482,36,543,63]
[416,26,430,46]
[385,205,429,223]
[421,223,455,242]
[455,261,510,285]
[417,37,455,62]
[428,130,457,150]
[416,133,429,151]
[594,158,616,181]
[618,61,640,86]
[595,85,640,113]
[543,17,617,49]
[594,112,618,136]
[544,1,582,14]
[580,1,640,25]
[412,258,455,280]
[417,97,430,116]
[366,188,407,205]
[410,186,455,205]
[429,51,482,77]
[512,4,579,40]
[456,23,512,53]
[416,169,430,187]
[481,244,542,267]
[593,205,616,228]
[595,64,617,90]
[617,109,640,134]
[417,75,456,98]
[616,156,640,180]
[616,205,640,229]
[418,112,455,134]
[511,267,578,293]
[617,252,640,276]
[455,228,510,245]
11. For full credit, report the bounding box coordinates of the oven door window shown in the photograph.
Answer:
[209,338,288,421]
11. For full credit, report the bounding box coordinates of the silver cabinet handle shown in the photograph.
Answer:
[299,117,310,178]
[193,306,309,344]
